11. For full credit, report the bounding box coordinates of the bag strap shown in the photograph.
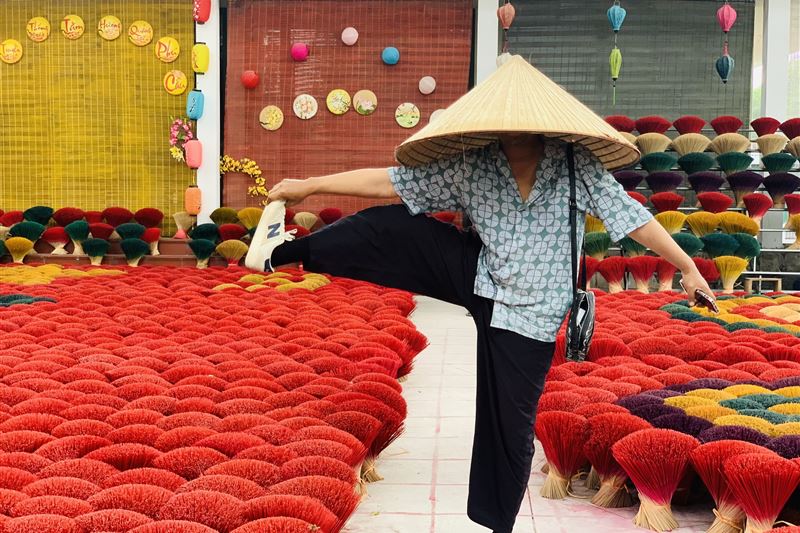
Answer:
[567,143,587,295]
[568,144,578,298]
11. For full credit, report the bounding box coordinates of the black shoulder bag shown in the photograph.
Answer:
[566,143,596,362]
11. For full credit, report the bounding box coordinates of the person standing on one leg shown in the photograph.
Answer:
[244,56,715,533]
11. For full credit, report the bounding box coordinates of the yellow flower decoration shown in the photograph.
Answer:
[220,155,268,205]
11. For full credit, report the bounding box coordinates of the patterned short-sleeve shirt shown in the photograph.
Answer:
[388,138,653,342]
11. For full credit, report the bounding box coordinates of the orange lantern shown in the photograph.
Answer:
[185,186,202,215]
[497,2,516,30]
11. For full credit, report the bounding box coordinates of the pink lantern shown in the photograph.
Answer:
[716,3,737,33]
[497,2,516,30]
[291,43,309,61]
[184,140,202,169]
[341,27,358,46]
[241,70,259,89]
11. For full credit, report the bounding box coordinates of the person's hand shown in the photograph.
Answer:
[268,179,314,207]
[680,269,716,311]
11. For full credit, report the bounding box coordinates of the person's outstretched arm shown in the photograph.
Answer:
[268,169,397,207]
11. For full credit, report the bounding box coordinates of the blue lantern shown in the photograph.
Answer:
[381,46,400,65]
[607,1,626,33]
[186,89,205,120]
[716,43,734,84]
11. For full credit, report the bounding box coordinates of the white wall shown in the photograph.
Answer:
[194,0,222,224]
[474,0,500,84]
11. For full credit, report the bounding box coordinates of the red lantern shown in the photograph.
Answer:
[241,70,259,90]
[194,0,211,24]
[497,2,516,30]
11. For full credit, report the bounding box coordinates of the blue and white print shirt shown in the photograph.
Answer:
[388,138,653,342]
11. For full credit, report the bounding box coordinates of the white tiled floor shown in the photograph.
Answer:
[344,297,713,533]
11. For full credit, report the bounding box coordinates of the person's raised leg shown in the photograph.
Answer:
[255,202,482,308]
[465,300,555,533]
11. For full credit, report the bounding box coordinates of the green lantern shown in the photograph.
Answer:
[610,47,622,105]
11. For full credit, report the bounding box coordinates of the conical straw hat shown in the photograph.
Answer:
[395,55,640,170]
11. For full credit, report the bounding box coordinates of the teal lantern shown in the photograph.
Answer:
[716,43,734,84]
[607,1,626,33]
[186,89,204,120]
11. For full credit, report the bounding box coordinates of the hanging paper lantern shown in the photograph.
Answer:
[382,47,400,65]
[241,70,259,89]
[185,186,202,215]
[607,1,627,32]
[497,2,516,30]
[192,43,210,73]
[186,90,205,120]
[717,2,737,33]
[418,76,436,95]
[291,43,310,62]
[194,0,211,24]
[341,27,358,46]
[184,140,203,169]
[609,47,622,105]
[716,44,735,84]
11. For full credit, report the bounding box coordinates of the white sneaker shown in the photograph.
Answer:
[244,201,296,272]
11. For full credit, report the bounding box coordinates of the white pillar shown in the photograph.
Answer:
[761,0,791,121]
[474,0,500,84]
[194,0,222,225]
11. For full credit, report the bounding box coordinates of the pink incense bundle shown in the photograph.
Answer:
[535,411,589,499]
[656,258,678,291]
[690,441,774,533]
[612,429,700,531]
[584,413,652,508]
[650,192,684,213]
[698,192,734,213]
[724,453,800,533]
[597,257,627,293]
[743,193,774,227]
[626,256,659,293]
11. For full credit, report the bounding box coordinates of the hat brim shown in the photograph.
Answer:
[394,55,641,171]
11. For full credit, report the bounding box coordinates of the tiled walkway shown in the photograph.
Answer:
[344,297,713,533]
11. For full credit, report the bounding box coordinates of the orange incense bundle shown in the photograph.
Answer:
[724,453,800,533]
[612,429,700,531]
[535,411,589,499]
[584,413,651,508]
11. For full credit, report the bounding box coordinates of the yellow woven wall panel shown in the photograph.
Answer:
[0,0,194,232]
